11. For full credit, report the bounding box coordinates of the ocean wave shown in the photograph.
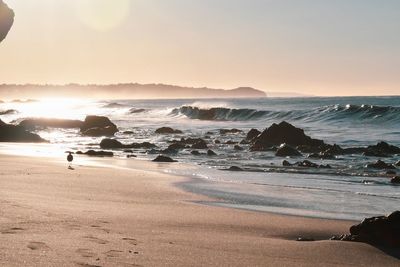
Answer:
[170,104,400,123]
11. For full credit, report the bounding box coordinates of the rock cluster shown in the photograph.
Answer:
[80,116,118,137]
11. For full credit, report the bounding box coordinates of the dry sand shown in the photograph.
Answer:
[0,154,398,266]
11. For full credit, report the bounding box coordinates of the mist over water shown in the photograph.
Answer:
[1,96,399,220]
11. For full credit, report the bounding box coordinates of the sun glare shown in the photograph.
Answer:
[16,98,91,120]
[75,0,131,32]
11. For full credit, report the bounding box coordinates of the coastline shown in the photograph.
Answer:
[0,152,398,266]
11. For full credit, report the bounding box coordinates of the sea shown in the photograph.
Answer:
[1,96,399,221]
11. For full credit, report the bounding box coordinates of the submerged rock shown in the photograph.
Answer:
[155,127,183,134]
[192,139,208,149]
[331,211,400,248]
[219,128,243,135]
[207,149,217,156]
[153,155,176,162]
[234,145,244,151]
[275,144,302,157]
[227,166,243,171]
[18,118,83,129]
[365,142,400,156]
[100,138,156,149]
[250,121,325,151]
[76,150,114,157]
[366,160,396,170]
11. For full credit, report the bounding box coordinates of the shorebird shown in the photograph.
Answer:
[67,152,73,169]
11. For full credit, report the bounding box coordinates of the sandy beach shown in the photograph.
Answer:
[0,154,397,266]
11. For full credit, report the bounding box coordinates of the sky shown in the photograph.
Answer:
[0,0,399,96]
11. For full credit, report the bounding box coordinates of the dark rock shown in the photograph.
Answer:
[275,144,302,157]
[234,145,244,151]
[391,176,400,184]
[18,118,83,129]
[80,115,118,136]
[250,121,325,151]
[214,140,221,144]
[168,143,187,150]
[220,129,242,135]
[123,131,134,134]
[123,149,134,153]
[225,140,237,145]
[0,109,17,115]
[153,155,176,162]
[395,161,400,167]
[332,211,400,247]
[100,138,156,149]
[127,154,137,158]
[80,150,114,157]
[155,127,183,134]
[207,150,217,156]
[228,166,243,171]
[246,128,261,141]
[192,139,208,149]
[366,160,396,170]
[282,160,292,166]
[161,148,178,155]
[297,160,319,168]
[82,126,118,137]
[0,120,46,143]
[366,141,400,155]
[191,150,201,156]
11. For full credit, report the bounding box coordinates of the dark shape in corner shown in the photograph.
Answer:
[0,0,14,43]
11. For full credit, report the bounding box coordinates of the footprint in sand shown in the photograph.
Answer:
[122,238,138,246]
[83,235,109,245]
[76,248,96,258]
[104,250,124,258]
[1,227,24,234]
[27,241,49,251]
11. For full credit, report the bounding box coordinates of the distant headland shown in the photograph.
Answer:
[0,83,267,100]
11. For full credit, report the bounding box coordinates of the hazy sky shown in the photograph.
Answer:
[1,0,399,96]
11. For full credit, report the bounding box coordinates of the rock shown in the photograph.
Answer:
[123,131,134,134]
[155,127,183,134]
[100,138,156,149]
[282,160,292,166]
[234,145,244,151]
[225,140,237,145]
[80,150,114,157]
[191,150,201,156]
[227,166,243,171]
[80,115,118,136]
[246,128,261,140]
[386,170,397,175]
[395,161,400,166]
[192,139,208,149]
[391,176,400,184]
[82,126,118,137]
[207,150,217,156]
[250,121,325,151]
[331,211,400,247]
[220,129,242,135]
[364,142,400,157]
[0,109,17,115]
[366,160,396,170]
[123,149,134,153]
[275,144,302,157]
[161,148,178,155]
[18,118,83,129]
[127,154,137,158]
[168,143,187,150]
[0,120,46,143]
[297,160,319,168]
[214,140,221,144]
[153,155,176,162]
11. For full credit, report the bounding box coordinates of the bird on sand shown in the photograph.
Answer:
[67,152,73,169]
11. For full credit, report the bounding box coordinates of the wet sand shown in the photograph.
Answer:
[0,154,398,266]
